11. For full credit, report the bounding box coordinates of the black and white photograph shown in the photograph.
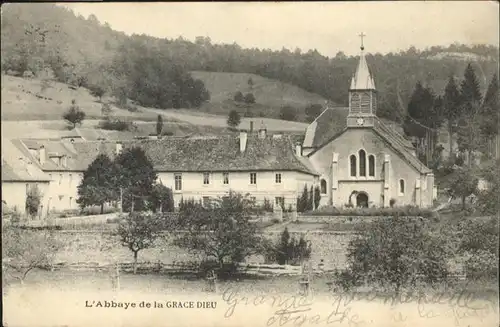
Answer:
[1,2,499,326]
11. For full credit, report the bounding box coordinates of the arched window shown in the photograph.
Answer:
[399,179,405,194]
[350,155,357,177]
[368,155,375,177]
[320,179,327,194]
[359,150,366,177]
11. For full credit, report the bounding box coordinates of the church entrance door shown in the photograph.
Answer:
[356,192,369,208]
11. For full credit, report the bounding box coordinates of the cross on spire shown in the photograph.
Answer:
[358,32,366,51]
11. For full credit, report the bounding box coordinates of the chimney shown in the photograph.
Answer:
[295,142,302,156]
[116,142,123,155]
[258,121,267,139]
[39,146,46,165]
[250,121,254,133]
[239,131,248,153]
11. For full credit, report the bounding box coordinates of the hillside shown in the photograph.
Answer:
[191,71,327,119]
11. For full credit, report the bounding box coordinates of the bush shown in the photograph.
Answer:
[265,228,312,265]
[306,205,436,218]
[334,215,449,292]
[98,118,133,131]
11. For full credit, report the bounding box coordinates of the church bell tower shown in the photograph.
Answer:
[347,33,377,127]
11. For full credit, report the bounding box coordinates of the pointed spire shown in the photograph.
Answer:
[350,33,376,91]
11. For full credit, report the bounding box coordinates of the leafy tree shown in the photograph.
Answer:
[101,103,112,116]
[174,191,261,274]
[114,147,157,212]
[2,227,61,285]
[117,212,161,274]
[25,184,42,217]
[88,84,106,102]
[279,105,297,121]
[297,185,309,213]
[247,77,254,90]
[475,159,500,215]
[233,91,244,103]
[448,167,478,210]
[442,75,462,157]
[156,114,163,136]
[305,104,323,122]
[456,100,484,167]
[63,99,86,129]
[149,183,174,213]
[227,110,241,129]
[336,216,448,292]
[77,153,117,214]
[244,93,256,104]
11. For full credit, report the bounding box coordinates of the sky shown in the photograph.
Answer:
[63,2,499,57]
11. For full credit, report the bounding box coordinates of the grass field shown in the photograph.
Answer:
[1,73,310,139]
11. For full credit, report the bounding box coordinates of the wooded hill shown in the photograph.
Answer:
[1,3,498,123]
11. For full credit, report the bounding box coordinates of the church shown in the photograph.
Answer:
[301,40,435,208]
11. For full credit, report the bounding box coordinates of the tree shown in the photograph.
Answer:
[156,114,163,136]
[456,100,484,167]
[227,110,241,129]
[233,91,244,103]
[305,104,323,123]
[313,186,321,210]
[448,167,478,210]
[114,147,157,212]
[174,191,261,275]
[101,103,112,117]
[296,185,309,213]
[336,216,448,292]
[88,84,105,102]
[2,227,61,285]
[149,183,174,213]
[475,159,500,215]
[244,93,256,104]
[460,63,482,108]
[442,76,462,157]
[479,74,499,155]
[117,213,161,274]
[63,99,86,129]
[266,227,312,265]
[247,77,254,91]
[308,185,314,211]
[25,184,42,217]
[77,153,117,214]
[279,105,297,121]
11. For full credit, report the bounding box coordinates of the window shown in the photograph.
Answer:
[49,174,52,180]
[69,197,73,209]
[320,179,327,194]
[359,150,366,177]
[350,155,357,177]
[58,195,64,201]
[203,172,210,185]
[368,155,375,177]
[174,174,182,191]
[59,174,63,185]
[26,184,29,194]
[275,173,282,184]
[223,172,229,184]
[250,173,257,185]
[399,179,405,195]
[202,196,210,207]
[69,174,72,186]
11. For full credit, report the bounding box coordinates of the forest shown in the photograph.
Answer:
[1,3,498,124]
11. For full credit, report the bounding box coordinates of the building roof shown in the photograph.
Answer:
[12,134,319,175]
[1,139,50,182]
[350,50,376,90]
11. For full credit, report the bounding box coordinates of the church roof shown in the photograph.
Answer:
[350,50,376,90]
[303,108,431,174]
